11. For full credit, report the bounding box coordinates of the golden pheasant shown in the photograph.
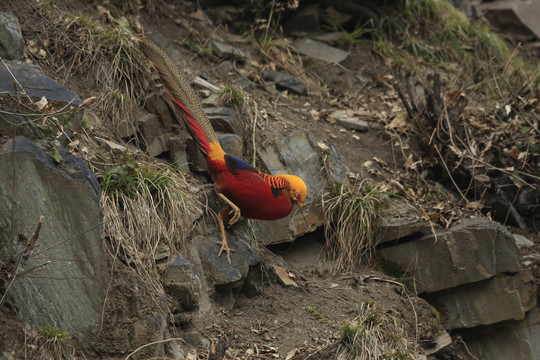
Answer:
[137,37,307,263]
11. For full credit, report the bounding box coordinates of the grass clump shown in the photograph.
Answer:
[218,84,249,111]
[100,150,200,310]
[338,302,414,360]
[323,182,388,273]
[31,325,74,359]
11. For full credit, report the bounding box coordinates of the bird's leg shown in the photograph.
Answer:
[217,193,241,227]
[217,209,236,264]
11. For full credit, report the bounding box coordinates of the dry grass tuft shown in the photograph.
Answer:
[101,156,200,306]
[338,302,414,360]
[323,182,388,273]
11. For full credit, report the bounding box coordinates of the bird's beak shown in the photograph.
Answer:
[297,201,303,208]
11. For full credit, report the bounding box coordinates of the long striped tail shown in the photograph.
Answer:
[136,36,218,157]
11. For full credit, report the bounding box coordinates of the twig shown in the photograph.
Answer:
[124,338,185,359]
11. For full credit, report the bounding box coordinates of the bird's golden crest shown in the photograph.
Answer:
[275,174,307,207]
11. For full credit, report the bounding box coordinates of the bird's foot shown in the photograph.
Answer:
[217,239,236,264]
[227,205,241,227]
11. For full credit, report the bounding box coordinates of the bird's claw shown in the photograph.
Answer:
[227,207,241,227]
[217,239,236,264]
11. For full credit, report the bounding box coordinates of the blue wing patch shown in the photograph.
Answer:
[224,154,256,174]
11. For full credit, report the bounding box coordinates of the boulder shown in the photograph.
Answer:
[0,12,24,60]
[137,112,169,157]
[0,60,83,141]
[464,307,540,360]
[481,0,540,42]
[205,107,245,139]
[378,218,522,293]
[424,269,537,329]
[0,136,108,340]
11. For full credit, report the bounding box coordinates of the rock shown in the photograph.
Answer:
[0,60,81,105]
[210,40,251,62]
[464,307,540,360]
[263,70,306,95]
[379,202,434,244]
[0,12,24,60]
[144,91,178,130]
[168,136,191,172]
[294,38,350,63]
[162,256,201,311]
[0,60,83,142]
[194,230,261,286]
[481,0,540,41]
[330,111,370,132]
[137,113,169,157]
[322,143,349,186]
[522,254,540,267]
[194,76,221,92]
[378,218,522,293]
[424,269,537,329]
[0,136,108,340]
[514,233,535,249]
[205,107,244,138]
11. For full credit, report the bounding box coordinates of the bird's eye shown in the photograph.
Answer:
[295,192,300,198]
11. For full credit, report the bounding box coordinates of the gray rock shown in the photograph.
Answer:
[0,12,24,60]
[0,136,108,339]
[263,70,306,95]
[210,40,251,62]
[514,233,535,249]
[137,113,168,157]
[194,230,261,286]
[294,38,350,63]
[144,91,177,130]
[0,60,83,142]
[162,256,201,311]
[378,218,522,293]
[481,1,540,41]
[425,269,536,329]
[324,144,349,186]
[465,307,540,360]
[168,136,191,172]
[379,202,433,244]
[205,107,244,138]
[0,60,81,104]
[336,117,369,132]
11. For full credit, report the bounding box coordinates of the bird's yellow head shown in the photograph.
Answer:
[276,174,307,208]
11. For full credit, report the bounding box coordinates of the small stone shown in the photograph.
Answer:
[294,38,350,63]
[210,40,251,61]
[263,71,306,95]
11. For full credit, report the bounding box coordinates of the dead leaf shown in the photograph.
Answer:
[35,96,48,111]
[404,153,413,170]
[273,264,298,287]
[387,110,409,130]
[285,348,299,360]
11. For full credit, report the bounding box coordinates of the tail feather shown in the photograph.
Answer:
[136,37,219,157]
